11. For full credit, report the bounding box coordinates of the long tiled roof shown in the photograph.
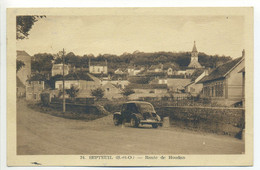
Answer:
[198,57,243,83]
[190,69,205,82]
[28,74,46,81]
[127,83,168,89]
[17,50,30,57]
[57,72,94,81]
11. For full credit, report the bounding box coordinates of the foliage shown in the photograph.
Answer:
[121,87,135,97]
[31,53,54,73]
[53,51,231,70]
[16,15,46,40]
[91,88,105,100]
[65,86,79,99]
[45,74,63,89]
[16,60,25,72]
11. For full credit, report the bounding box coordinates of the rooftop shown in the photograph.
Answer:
[198,57,243,83]
[57,72,94,81]
[127,83,168,89]
[27,74,46,81]
[190,69,205,82]
[17,50,31,57]
[17,76,25,88]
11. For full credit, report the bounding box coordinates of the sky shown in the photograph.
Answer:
[16,15,245,58]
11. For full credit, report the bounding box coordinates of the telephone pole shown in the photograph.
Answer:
[62,48,66,113]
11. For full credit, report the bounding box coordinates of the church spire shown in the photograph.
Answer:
[192,41,198,52]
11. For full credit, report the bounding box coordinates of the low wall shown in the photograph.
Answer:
[156,106,245,138]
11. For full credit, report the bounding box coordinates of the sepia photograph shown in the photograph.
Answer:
[7,8,254,166]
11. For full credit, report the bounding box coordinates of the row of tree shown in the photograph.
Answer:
[30,51,232,74]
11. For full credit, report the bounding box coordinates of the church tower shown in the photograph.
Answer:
[188,41,202,68]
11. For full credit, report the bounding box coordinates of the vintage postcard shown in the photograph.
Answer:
[7,7,253,166]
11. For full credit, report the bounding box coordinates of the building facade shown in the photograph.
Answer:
[26,74,46,101]
[17,51,31,86]
[89,59,108,74]
[199,53,245,106]
[52,64,70,76]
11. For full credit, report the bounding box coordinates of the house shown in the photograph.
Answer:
[188,41,203,69]
[149,78,168,85]
[52,63,70,76]
[127,83,168,100]
[176,70,187,75]
[163,62,180,75]
[127,66,144,76]
[147,63,164,73]
[26,74,46,101]
[55,72,101,98]
[198,51,245,106]
[167,78,191,92]
[101,78,129,89]
[185,69,208,96]
[114,68,126,75]
[238,67,245,107]
[17,50,31,86]
[89,59,108,74]
[102,82,123,100]
[17,76,26,98]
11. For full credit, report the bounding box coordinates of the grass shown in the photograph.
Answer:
[27,102,107,121]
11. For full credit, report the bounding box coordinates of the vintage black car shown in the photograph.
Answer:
[113,101,162,128]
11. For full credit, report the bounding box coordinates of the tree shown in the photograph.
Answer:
[46,74,63,89]
[16,15,46,40]
[16,60,25,72]
[31,53,54,73]
[65,86,79,99]
[91,88,105,100]
[121,87,135,99]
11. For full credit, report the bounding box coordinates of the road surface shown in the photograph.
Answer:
[17,100,244,155]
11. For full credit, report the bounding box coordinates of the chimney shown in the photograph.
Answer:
[204,69,209,76]
[242,49,245,58]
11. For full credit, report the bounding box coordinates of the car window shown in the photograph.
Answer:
[127,103,138,113]
[138,103,154,113]
[121,104,127,112]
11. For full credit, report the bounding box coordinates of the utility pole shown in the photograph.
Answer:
[62,48,66,113]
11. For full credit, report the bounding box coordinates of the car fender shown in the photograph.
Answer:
[113,112,122,118]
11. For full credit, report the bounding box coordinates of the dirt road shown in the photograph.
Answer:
[17,100,244,155]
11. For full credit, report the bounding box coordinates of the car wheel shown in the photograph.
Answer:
[130,116,139,128]
[113,116,121,126]
[152,124,158,128]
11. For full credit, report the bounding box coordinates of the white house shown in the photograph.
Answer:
[52,64,70,76]
[89,59,108,74]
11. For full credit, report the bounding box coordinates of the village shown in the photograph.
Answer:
[16,41,245,108]
[13,13,248,156]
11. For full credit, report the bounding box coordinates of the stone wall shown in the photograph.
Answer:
[156,106,245,138]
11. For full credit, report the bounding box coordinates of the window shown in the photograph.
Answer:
[215,83,223,97]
